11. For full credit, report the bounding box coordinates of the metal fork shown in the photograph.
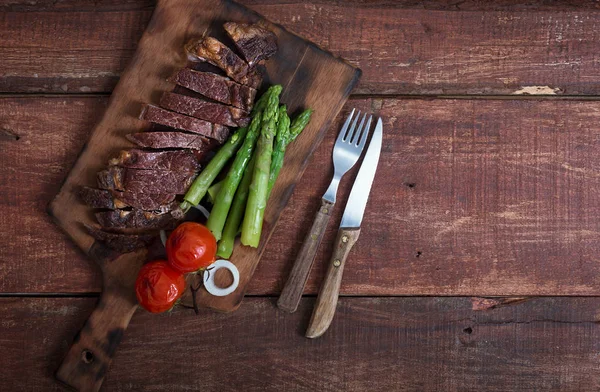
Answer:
[277,109,372,313]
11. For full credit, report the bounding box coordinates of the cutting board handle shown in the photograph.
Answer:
[56,284,138,392]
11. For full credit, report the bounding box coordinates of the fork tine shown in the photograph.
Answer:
[351,113,367,145]
[336,108,355,144]
[344,110,361,141]
[357,115,372,148]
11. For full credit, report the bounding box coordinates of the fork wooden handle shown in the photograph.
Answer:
[277,199,334,313]
[306,227,360,338]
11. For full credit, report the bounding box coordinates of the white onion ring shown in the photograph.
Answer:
[159,230,168,247]
[192,204,210,219]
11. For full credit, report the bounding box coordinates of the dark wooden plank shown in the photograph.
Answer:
[1,1,600,94]
[256,97,600,296]
[0,97,104,293]
[4,97,600,296]
[3,296,600,391]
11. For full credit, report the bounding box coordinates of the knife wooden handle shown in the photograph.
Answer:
[306,227,360,338]
[278,199,334,313]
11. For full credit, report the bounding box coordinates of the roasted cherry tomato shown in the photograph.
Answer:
[135,260,186,314]
[166,222,217,273]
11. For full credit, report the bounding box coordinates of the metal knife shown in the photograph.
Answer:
[306,117,383,338]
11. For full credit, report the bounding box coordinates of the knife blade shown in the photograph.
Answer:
[306,117,383,338]
[339,118,383,229]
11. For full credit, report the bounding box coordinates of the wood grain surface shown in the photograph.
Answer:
[4,97,600,296]
[4,296,600,391]
[1,1,600,94]
[3,1,600,390]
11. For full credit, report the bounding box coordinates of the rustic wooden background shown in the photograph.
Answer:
[2,0,600,390]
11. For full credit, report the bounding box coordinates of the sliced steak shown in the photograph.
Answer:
[109,149,200,173]
[95,209,182,230]
[84,224,156,253]
[224,22,277,66]
[171,69,256,110]
[141,105,229,143]
[97,167,197,195]
[78,186,121,209]
[126,131,214,151]
[185,37,262,89]
[79,187,180,214]
[114,191,177,212]
[79,186,176,211]
[159,92,250,127]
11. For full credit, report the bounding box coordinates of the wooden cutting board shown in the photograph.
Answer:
[49,0,359,390]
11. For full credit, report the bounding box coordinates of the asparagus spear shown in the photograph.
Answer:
[181,126,249,210]
[241,86,281,247]
[206,113,263,240]
[266,105,290,197]
[267,109,312,197]
[251,85,282,116]
[216,155,256,258]
[289,109,313,143]
[207,180,223,204]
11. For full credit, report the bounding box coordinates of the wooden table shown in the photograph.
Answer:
[2,1,600,390]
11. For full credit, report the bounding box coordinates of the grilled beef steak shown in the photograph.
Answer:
[141,105,229,143]
[78,187,123,209]
[126,131,214,151]
[84,224,156,253]
[185,37,262,89]
[223,22,277,66]
[97,167,197,195]
[95,209,182,230]
[109,149,200,173]
[171,69,256,110]
[79,187,179,213]
[159,92,250,127]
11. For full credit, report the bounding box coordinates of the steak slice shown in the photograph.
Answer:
[185,37,262,89]
[224,22,277,66]
[109,149,200,173]
[97,167,197,195]
[114,191,177,212]
[95,209,182,230]
[78,186,122,209]
[79,186,179,213]
[141,105,229,143]
[159,92,250,127]
[171,69,256,110]
[84,224,156,253]
[126,131,214,151]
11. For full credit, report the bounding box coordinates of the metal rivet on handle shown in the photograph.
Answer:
[333,259,341,267]
[342,235,349,243]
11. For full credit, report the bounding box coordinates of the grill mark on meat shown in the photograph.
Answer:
[171,69,256,110]
[224,22,277,66]
[97,167,197,195]
[159,92,250,127]
[185,37,262,89]
[109,149,200,173]
[95,209,183,230]
[84,224,156,253]
[140,105,229,143]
